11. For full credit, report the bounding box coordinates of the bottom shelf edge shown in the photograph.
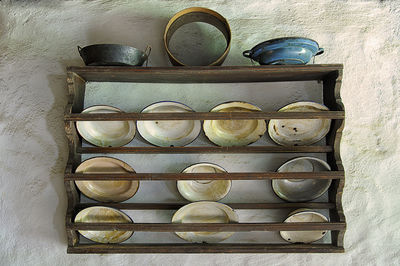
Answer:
[67,243,344,254]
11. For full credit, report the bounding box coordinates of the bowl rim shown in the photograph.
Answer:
[76,105,136,147]
[74,206,134,244]
[171,201,239,243]
[177,162,232,202]
[136,100,202,147]
[271,156,332,202]
[267,101,331,146]
[203,101,266,147]
[280,208,329,243]
[74,156,140,203]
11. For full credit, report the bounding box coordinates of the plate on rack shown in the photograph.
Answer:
[75,157,139,202]
[203,101,267,146]
[280,208,328,243]
[172,201,238,243]
[177,163,231,202]
[272,157,332,202]
[268,101,331,146]
[76,105,136,147]
[136,101,201,147]
[74,206,134,244]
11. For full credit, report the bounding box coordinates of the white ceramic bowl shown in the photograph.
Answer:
[75,157,139,202]
[177,163,231,202]
[74,206,133,244]
[76,105,135,147]
[203,101,267,146]
[172,201,238,243]
[280,208,329,243]
[268,101,331,146]
[137,101,201,147]
[272,157,332,202]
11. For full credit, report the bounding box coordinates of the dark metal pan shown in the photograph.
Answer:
[78,44,151,66]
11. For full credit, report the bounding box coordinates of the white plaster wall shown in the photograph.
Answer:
[0,0,399,265]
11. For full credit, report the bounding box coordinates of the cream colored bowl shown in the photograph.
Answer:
[268,102,331,146]
[76,105,135,147]
[280,208,328,243]
[75,157,139,202]
[177,163,231,202]
[74,206,133,244]
[272,157,331,202]
[172,201,238,243]
[137,101,201,147]
[203,101,267,146]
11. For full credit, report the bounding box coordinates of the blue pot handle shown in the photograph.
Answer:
[243,50,252,58]
[316,47,324,56]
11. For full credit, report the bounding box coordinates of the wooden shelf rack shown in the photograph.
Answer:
[64,65,345,253]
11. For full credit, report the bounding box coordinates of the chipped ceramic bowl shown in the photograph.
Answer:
[75,157,139,202]
[203,101,267,146]
[74,206,133,244]
[177,163,231,202]
[272,157,331,202]
[280,208,328,243]
[76,105,135,147]
[136,101,201,147]
[268,101,331,146]
[172,201,238,243]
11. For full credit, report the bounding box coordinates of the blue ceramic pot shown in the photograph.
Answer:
[243,37,324,65]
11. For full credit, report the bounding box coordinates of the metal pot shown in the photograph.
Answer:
[78,44,151,66]
[243,37,324,65]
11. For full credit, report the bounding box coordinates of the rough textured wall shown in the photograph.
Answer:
[0,0,399,265]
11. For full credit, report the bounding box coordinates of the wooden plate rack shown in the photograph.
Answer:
[64,65,345,253]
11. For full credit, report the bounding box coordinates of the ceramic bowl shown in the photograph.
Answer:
[280,208,329,243]
[272,157,332,202]
[203,101,267,146]
[74,206,133,244]
[137,101,201,147]
[268,101,331,146]
[75,157,139,202]
[177,163,231,202]
[76,105,135,147]
[172,201,238,243]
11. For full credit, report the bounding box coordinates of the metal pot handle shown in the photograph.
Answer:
[77,46,83,56]
[316,47,324,56]
[144,45,152,57]
[243,50,252,58]
[144,45,152,66]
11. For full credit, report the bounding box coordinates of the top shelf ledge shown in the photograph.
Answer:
[67,64,343,83]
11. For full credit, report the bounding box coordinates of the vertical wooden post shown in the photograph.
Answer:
[64,71,86,247]
[323,68,346,248]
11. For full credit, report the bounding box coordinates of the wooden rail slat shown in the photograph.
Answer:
[78,145,333,154]
[65,171,344,181]
[68,222,346,232]
[67,65,343,83]
[76,202,336,210]
[65,111,344,121]
[68,243,344,253]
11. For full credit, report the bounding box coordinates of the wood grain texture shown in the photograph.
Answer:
[75,202,336,210]
[67,65,343,83]
[68,243,344,254]
[67,222,346,231]
[65,171,344,181]
[65,111,345,121]
[78,145,333,154]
